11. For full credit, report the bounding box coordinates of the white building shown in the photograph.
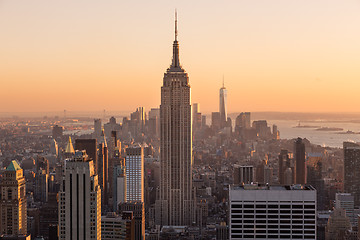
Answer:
[59,151,101,240]
[229,184,316,240]
[125,145,144,202]
[113,163,126,211]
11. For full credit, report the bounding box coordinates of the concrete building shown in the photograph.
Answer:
[229,184,316,240]
[148,108,160,138]
[211,112,221,131]
[113,163,126,211]
[50,139,58,156]
[344,142,360,206]
[38,193,58,239]
[58,151,101,240]
[0,161,27,236]
[93,119,102,139]
[335,193,356,225]
[216,222,228,240]
[101,212,126,240]
[255,159,273,184]
[155,12,195,226]
[252,120,271,139]
[192,103,202,131]
[75,139,98,174]
[125,146,144,202]
[34,170,48,202]
[325,208,351,240]
[295,138,306,184]
[98,130,109,206]
[278,150,293,185]
[121,211,135,240]
[52,125,63,139]
[233,165,254,184]
[119,202,144,240]
[235,112,251,130]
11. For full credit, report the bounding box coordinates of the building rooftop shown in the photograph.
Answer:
[230,183,315,191]
[6,160,22,171]
[65,136,75,154]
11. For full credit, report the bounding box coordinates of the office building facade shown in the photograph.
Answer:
[0,161,27,236]
[58,151,101,240]
[125,146,144,202]
[343,142,360,206]
[233,165,254,185]
[229,184,316,240]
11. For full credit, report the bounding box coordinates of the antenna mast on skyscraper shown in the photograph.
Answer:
[175,9,178,41]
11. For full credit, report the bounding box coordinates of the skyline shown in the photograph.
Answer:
[1,1,360,113]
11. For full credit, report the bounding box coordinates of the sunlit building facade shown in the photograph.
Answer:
[58,151,101,240]
[0,161,27,236]
[155,12,195,226]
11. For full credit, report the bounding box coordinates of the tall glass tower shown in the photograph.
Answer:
[155,12,195,226]
[219,80,227,128]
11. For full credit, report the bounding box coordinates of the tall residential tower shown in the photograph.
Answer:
[155,12,195,226]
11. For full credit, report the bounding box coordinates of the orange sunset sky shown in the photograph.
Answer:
[1,1,360,114]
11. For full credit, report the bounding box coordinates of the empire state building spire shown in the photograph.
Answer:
[156,11,195,226]
[170,10,181,70]
[175,10,178,41]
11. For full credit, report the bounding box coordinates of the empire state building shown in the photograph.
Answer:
[155,12,195,226]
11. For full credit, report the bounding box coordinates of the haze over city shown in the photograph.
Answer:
[1,0,360,113]
[3,1,360,240]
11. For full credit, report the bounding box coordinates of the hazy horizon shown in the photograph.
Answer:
[3,111,360,121]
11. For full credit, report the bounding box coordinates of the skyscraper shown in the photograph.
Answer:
[343,142,360,206]
[125,145,144,202]
[295,137,306,184]
[155,12,195,226]
[94,119,102,139]
[229,184,316,240]
[98,129,109,206]
[101,212,127,240]
[192,103,202,131]
[233,165,254,184]
[34,169,49,202]
[235,112,251,132]
[148,108,160,138]
[211,112,221,131]
[219,79,227,128]
[58,150,101,240]
[0,161,27,236]
[75,139,98,174]
[119,202,144,240]
[113,163,126,211]
[335,193,355,225]
[278,150,294,185]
